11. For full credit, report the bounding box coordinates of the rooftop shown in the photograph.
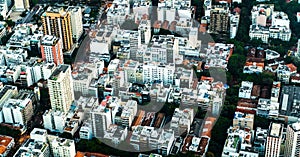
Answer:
[269,123,282,137]
[49,64,70,81]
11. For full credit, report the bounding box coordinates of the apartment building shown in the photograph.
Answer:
[265,123,283,157]
[249,4,291,43]
[142,62,175,85]
[48,64,74,113]
[2,98,33,126]
[42,6,73,51]
[209,5,230,34]
[285,121,300,157]
[90,96,120,138]
[41,35,64,65]
[48,135,76,157]
[13,129,50,157]
[67,6,83,42]
[233,112,254,130]
[280,86,300,117]
[170,108,194,137]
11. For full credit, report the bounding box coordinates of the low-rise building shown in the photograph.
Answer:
[233,112,254,130]
[204,43,234,69]
[79,121,93,140]
[48,135,76,157]
[0,135,14,157]
[253,127,268,156]
[257,98,279,117]
[13,129,50,157]
[238,81,253,99]
[222,126,255,157]
[170,108,194,137]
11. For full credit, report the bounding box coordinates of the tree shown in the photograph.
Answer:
[206,152,215,157]
[0,15,3,21]
[249,38,263,47]
[5,19,15,27]
[227,54,246,77]
[20,10,28,17]
[254,116,270,129]
[120,19,138,30]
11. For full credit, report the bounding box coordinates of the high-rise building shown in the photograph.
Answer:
[265,122,283,157]
[138,20,151,48]
[14,0,29,11]
[66,6,83,42]
[48,64,74,113]
[42,6,73,51]
[209,5,230,34]
[41,35,64,65]
[285,121,300,157]
[90,96,119,138]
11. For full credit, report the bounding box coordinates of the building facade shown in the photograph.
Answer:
[42,7,73,51]
[67,6,83,42]
[285,122,300,157]
[48,64,74,113]
[41,35,64,65]
[265,123,283,157]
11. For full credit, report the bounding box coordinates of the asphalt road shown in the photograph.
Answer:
[74,34,91,63]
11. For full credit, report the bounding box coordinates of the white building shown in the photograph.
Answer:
[297,39,300,57]
[265,123,283,157]
[106,0,130,25]
[250,4,291,43]
[30,128,48,142]
[48,135,76,157]
[285,121,300,157]
[90,96,119,138]
[257,98,279,117]
[265,49,280,60]
[143,62,175,85]
[133,0,151,20]
[188,27,200,48]
[48,64,74,113]
[67,6,83,42]
[233,112,254,130]
[238,81,253,99]
[158,129,175,156]
[118,100,137,128]
[72,63,98,96]
[249,26,270,43]
[79,121,93,140]
[14,0,29,11]
[43,110,66,133]
[230,13,240,39]
[2,98,33,126]
[13,129,50,157]
[222,126,255,157]
[204,43,234,69]
[170,108,194,137]
[103,125,128,146]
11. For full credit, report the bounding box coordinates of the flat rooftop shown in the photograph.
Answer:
[269,123,282,137]
[49,64,69,80]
